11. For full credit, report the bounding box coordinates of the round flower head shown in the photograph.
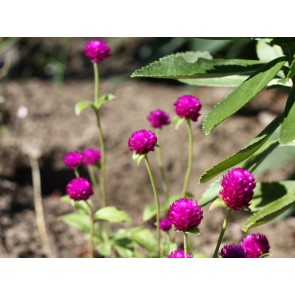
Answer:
[168,198,203,232]
[240,233,270,258]
[220,244,247,258]
[64,151,83,170]
[128,130,157,154]
[174,95,202,122]
[220,168,256,211]
[168,249,193,258]
[66,177,93,201]
[83,40,111,63]
[147,109,171,129]
[160,218,172,232]
[82,148,101,166]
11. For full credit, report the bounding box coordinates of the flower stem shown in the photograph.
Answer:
[74,168,80,178]
[144,155,161,257]
[88,165,100,204]
[182,119,194,198]
[155,129,170,201]
[85,200,95,258]
[93,62,99,101]
[184,232,189,258]
[213,208,233,258]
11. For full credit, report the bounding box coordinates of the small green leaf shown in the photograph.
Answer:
[185,227,200,235]
[75,100,92,116]
[71,199,93,214]
[94,93,116,110]
[202,56,287,135]
[243,187,295,232]
[113,237,134,258]
[132,152,145,166]
[94,206,131,222]
[130,227,156,253]
[172,116,185,130]
[61,212,90,233]
[97,241,112,257]
[208,197,227,211]
[199,179,221,206]
[279,87,295,144]
[143,203,157,221]
[287,55,295,79]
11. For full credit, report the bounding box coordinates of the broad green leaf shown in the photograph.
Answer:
[113,237,134,258]
[94,206,131,222]
[143,203,156,221]
[172,116,185,130]
[256,40,284,63]
[243,187,295,232]
[199,114,282,183]
[97,241,112,257]
[132,152,145,166]
[130,227,156,253]
[202,57,286,135]
[131,52,264,79]
[279,87,295,144]
[75,100,92,116]
[61,212,90,233]
[199,179,221,206]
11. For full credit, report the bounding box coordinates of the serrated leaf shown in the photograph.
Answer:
[132,152,145,166]
[279,87,295,144]
[243,187,295,232]
[143,203,157,221]
[172,116,185,130]
[95,206,131,222]
[199,114,282,183]
[61,212,90,233]
[202,57,286,135]
[256,40,284,63]
[131,52,264,79]
[75,100,92,116]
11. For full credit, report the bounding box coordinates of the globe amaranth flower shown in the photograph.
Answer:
[82,148,101,166]
[147,109,171,129]
[160,218,172,232]
[66,177,93,201]
[174,95,202,122]
[128,130,157,154]
[83,40,111,63]
[220,244,247,258]
[64,151,83,170]
[168,249,193,258]
[168,198,203,232]
[220,168,256,211]
[240,233,270,258]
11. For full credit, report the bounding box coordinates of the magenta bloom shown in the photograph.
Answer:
[174,95,202,122]
[240,234,270,258]
[220,244,247,258]
[83,40,111,63]
[168,249,193,258]
[66,177,93,201]
[220,168,256,211]
[64,151,83,170]
[128,130,157,154]
[147,109,171,129]
[168,198,203,232]
[160,218,172,232]
[82,148,101,166]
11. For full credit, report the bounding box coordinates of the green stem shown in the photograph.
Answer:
[85,200,95,258]
[74,168,80,178]
[144,155,161,257]
[213,208,233,258]
[155,129,170,201]
[93,62,99,101]
[166,232,171,256]
[183,232,189,258]
[182,119,193,198]
[88,165,100,205]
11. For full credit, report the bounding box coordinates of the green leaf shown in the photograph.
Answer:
[202,57,287,135]
[186,227,200,235]
[243,187,295,232]
[131,52,264,79]
[97,241,112,257]
[208,197,227,211]
[287,56,295,79]
[132,152,145,166]
[130,227,156,253]
[71,199,93,214]
[113,237,134,258]
[143,203,157,222]
[95,206,131,222]
[75,100,92,116]
[256,39,284,63]
[279,87,295,144]
[198,179,221,206]
[172,116,185,130]
[61,212,90,233]
[199,114,282,183]
[94,93,116,110]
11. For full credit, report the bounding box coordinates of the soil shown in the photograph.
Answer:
[0,38,294,258]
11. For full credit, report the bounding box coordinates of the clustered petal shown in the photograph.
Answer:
[147,109,171,129]
[83,40,111,63]
[168,249,193,258]
[160,218,172,232]
[64,151,83,170]
[168,198,203,232]
[82,148,101,166]
[240,233,270,258]
[220,168,256,211]
[220,244,247,258]
[66,177,93,201]
[128,130,157,154]
[174,95,202,122]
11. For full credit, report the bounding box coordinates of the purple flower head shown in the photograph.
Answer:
[220,168,256,211]
[82,148,101,166]
[168,198,203,232]
[174,95,202,122]
[128,130,157,154]
[147,109,171,129]
[66,177,93,201]
[64,151,83,170]
[83,40,111,63]
[160,218,172,232]
[220,244,247,258]
[168,249,193,258]
[240,233,270,258]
